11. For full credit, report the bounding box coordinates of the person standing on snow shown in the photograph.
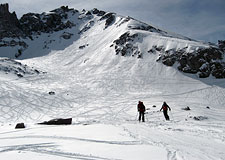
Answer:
[137,101,146,122]
[160,101,171,120]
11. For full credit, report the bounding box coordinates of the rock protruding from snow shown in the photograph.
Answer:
[100,12,116,29]
[91,8,106,16]
[0,58,43,78]
[193,116,208,121]
[19,6,76,35]
[48,91,55,95]
[218,40,225,51]
[156,46,225,78]
[0,4,76,39]
[15,123,25,129]
[113,32,142,58]
[38,118,72,125]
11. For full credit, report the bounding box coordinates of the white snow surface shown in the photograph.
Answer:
[0,10,225,160]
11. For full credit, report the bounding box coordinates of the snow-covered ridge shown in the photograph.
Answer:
[0,4,224,78]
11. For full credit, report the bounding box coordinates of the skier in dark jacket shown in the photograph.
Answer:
[137,101,146,122]
[160,101,171,120]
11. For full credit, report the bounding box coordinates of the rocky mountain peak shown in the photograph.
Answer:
[0,3,21,38]
[0,3,9,14]
[0,3,224,78]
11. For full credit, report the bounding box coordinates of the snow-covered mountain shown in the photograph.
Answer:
[0,4,225,160]
[0,4,224,78]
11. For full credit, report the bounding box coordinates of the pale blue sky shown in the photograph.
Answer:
[2,0,225,43]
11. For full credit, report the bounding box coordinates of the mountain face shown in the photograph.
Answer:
[0,4,22,38]
[0,3,224,78]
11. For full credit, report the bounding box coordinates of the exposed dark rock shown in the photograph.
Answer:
[128,23,161,33]
[49,91,55,95]
[105,14,115,28]
[51,6,73,13]
[193,116,208,121]
[100,12,115,29]
[15,123,25,129]
[15,49,22,58]
[79,44,89,49]
[155,46,165,52]
[85,11,92,15]
[162,57,176,66]
[198,63,211,78]
[92,8,106,16]
[218,40,225,51]
[20,10,75,35]
[0,4,77,58]
[0,3,22,38]
[79,20,94,34]
[117,17,131,27]
[211,62,225,78]
[18,5,76,36]
[113,32,141,57]
[100,13,114,21]
[0,58,42,77]
[92,8,100,14]
[182,106,191,111]
[38,118,72,125]
[157,46,225,79]
[17,73,23,78]
[198,71,210,78]
[114,32,138,46]
[97,11,106,16]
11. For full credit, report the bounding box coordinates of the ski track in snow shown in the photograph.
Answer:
[0,143,115,160]
[1,66,225,159]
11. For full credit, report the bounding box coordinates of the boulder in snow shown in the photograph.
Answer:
[15,123,25,129]
[49,91,55,95]
[38,118,72,125]
[193,116,208,121]
[182,106,191,111]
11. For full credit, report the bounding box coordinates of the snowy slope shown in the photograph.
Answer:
[0,6,225,160]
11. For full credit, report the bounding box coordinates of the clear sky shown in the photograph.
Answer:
[2,0,225,43]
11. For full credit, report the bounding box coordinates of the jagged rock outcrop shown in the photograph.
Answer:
[0,58,43,77]
[0,3,22,38]
[112,31,142,58]
[218,40,225,51]
[156,45,225,78]
[0,4,76,38]
[19,6,76,35]
[92,8,106,16]
[100,12,116,29]
[79,20,94,34]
